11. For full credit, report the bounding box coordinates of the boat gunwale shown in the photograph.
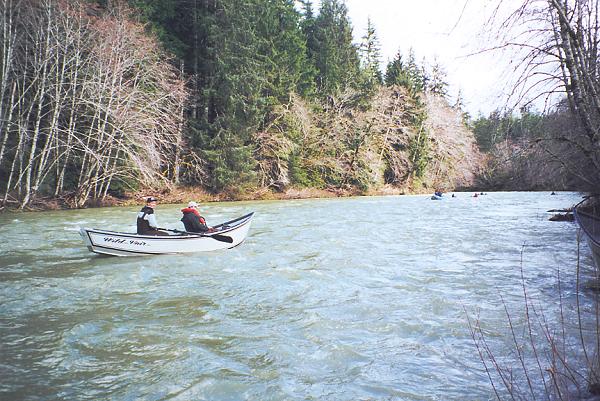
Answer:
[81,212,254,239]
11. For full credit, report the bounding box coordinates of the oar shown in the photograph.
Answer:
[158,228,233,243]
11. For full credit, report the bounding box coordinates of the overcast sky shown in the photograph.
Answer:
[311,0,521,116]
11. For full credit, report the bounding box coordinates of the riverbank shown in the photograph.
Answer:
[2,184,427,212]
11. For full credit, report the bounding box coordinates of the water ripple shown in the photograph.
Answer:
[0,192,591,400]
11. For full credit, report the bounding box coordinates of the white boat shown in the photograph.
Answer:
[79,212,254,256]
[574,207,600,269]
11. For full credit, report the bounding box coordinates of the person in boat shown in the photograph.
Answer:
[181,201,215,233]
[137,197,169,236]
[434,190,443,197]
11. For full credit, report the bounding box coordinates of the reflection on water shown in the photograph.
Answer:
[0,192,594,400]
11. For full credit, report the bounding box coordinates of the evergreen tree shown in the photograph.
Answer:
[144,0,262,191]
[196,0,262,190]
[127,0,316,191]
[453,88,471,125]
[384,48,426,95]
[405,48,424,93]
[126,0,188,57]
[420,57,430,92]
[384,51,401,85]
[428,58,449,97]
[308,0,361,97]
[454,88,465,109]
[384,50,411,88]
[257,0,316,101]
[359,18,383,86]
[299,0,316,56]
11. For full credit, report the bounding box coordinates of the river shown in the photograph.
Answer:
[0,192,596,400]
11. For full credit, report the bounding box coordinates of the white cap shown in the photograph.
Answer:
[187,201,198,207]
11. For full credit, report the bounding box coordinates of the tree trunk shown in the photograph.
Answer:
[20,2,53,209]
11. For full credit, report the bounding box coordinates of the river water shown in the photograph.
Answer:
[0,192,597,400]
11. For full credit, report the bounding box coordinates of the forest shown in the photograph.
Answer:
[0,0,599,210]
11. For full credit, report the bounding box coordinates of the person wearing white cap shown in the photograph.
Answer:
[180,201,213,233]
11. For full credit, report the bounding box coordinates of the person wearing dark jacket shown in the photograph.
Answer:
[137,197,169,236]
[180,201,214,233]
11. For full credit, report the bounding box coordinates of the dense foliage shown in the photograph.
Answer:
[472,107,544,153]
[471,102,598,191]
[2,0,598,210]
[472,0,600,194]
[0,0,466,209]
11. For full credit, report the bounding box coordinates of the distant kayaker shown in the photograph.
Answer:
[181,201,215,233]
[137,197,169,236]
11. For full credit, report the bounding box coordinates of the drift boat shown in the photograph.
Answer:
[79,212,254,256]
[574,207,600,269]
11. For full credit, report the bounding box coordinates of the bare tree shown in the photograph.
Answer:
[486,0,600,191]
[0,0,189,209]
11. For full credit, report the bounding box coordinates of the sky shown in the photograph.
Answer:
[311,0,520,116]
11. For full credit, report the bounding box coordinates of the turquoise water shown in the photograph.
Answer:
[0,192,595,400]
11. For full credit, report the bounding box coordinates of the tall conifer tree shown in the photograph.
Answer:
[385,50,411,88]
[256,0,315,102]
[405,48,424,93]
[308,0,360,97]
[128,0,315,191]
[428,58,449,97]
[359,18,383,86]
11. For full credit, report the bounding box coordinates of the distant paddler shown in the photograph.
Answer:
[431,190,444,200]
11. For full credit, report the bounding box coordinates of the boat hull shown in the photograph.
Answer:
[589,240,600,270]
[80,212,254,256]
[574,208,600,269]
